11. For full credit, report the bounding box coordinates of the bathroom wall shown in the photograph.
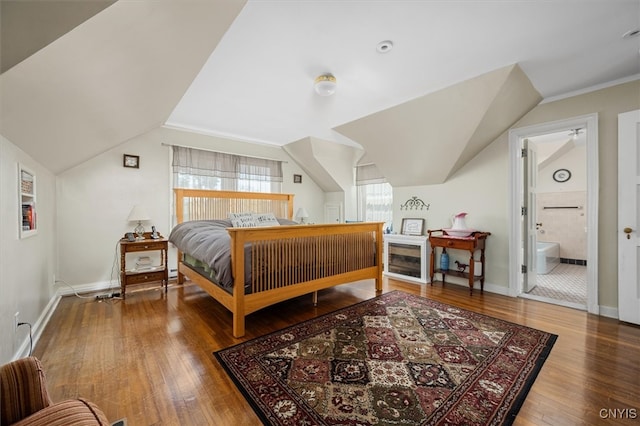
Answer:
[535,134,587,262]
[536,191,587,261]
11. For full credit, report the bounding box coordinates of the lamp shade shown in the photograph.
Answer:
[296,208,309,219]
[127,205,150,222]
[314,74,337,96]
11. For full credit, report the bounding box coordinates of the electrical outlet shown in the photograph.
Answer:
[14,312,19,332]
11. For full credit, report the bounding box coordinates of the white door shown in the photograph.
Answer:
[523,139,538,293]
[618,109,640,324]
[324,203,342,223]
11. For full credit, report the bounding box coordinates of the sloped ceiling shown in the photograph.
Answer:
[1,1,637,179]
[334,64,541,186]
[0,0,116,73]
[533,130,583,170]
[284,137,364,192]
[0,0,246,174]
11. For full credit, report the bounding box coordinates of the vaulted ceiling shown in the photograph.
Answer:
[1,1,246,174]
[0,0,116,73]
[1,0,639,185]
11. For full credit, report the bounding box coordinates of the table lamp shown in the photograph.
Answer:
[296,207,309,224]
[127,205,150,239]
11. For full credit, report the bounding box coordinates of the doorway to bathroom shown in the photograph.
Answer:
[508,114,599,314]
[524,131,587,308]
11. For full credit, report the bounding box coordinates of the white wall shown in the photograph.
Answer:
[536,143,587,260]
[56,132,170,290]
[54,80,638,309]
[515,80,639,308]
[392,134,510,292]
[390,80,640,308]
[537,144,587,193]
[1,135,57,364]
[536,191,587,259]
[55,126,326,290]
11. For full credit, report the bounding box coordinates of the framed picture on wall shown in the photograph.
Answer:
[401,218,425,236]
[293,174,302,183]
[123,154,140,168]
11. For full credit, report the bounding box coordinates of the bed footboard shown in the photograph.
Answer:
[228,222,383,337]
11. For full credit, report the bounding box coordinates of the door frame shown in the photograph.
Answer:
[508,113,599,314]
[522,138,538,294]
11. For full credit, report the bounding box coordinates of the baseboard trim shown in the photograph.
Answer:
[13,293,61,361]
[598,305,618,319]
[426,277,511,297]
[12,281,119,360]
[55,280,119,297]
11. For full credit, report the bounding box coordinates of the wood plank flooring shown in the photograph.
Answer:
[33,278,640,425]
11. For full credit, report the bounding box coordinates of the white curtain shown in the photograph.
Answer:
[356,163,393,231]
[172,146,283,192]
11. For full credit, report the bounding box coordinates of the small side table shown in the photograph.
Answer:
[428,229,490,294]
[119,232,168,299]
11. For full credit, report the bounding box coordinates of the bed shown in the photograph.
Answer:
[170,189,383,337]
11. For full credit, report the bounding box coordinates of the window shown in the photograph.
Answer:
[172,146,283,192]
[356,163,393,231]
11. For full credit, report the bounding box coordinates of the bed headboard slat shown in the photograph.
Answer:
[174,189,294,223]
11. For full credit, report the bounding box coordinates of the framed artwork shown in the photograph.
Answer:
[552,168,571,183]
[401,218,425,236]
[293,174,302,183]
[123,154,140,168]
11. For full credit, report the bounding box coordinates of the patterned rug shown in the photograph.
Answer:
[214,291,556,425]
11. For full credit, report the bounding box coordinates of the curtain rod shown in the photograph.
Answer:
[161,142,287,163]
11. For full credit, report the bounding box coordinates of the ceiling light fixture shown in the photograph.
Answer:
[376,40,394,53]
[314,74,337,96]
[570,128,582,140]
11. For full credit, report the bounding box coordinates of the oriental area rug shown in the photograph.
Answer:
[214,291,557,426]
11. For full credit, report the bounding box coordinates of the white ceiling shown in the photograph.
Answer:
[166,0,640,148]
[530,128,586,169]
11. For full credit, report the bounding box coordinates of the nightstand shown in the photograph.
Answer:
[119,232,168,299]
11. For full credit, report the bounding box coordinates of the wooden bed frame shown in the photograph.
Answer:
[173,189,383,337]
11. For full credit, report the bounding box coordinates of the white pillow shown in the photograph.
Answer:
[229,212,258,228]
[253,213,280,227]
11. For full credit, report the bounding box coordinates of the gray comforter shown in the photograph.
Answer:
[168,219,296,289]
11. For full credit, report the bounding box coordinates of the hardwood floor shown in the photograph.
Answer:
[33,279,640,425]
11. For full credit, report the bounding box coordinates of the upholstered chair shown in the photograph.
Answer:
[0,356,109,426]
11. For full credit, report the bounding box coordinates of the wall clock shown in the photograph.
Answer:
[552,168,571,183]
[123,154,140,168]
